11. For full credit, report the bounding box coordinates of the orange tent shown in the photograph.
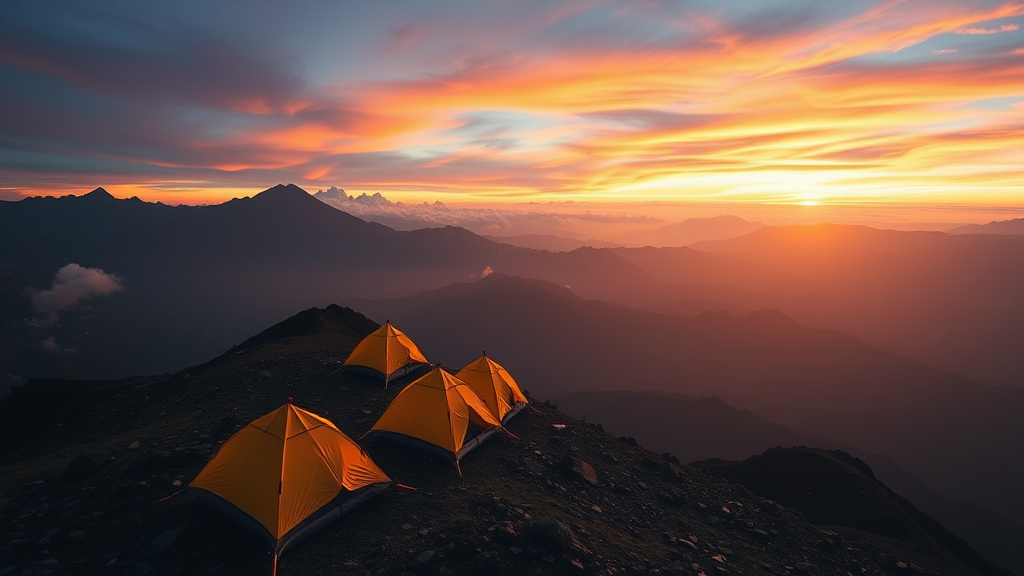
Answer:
[190,403,390,568]
[456,352,528,423]
[343,321,428,386]
[368,366,502,474]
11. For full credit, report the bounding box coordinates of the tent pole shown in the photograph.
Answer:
[272,553,279,576]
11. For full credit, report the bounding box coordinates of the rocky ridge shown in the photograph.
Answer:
[0,305,994,575]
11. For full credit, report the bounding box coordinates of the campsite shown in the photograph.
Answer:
[0,305,1005,575]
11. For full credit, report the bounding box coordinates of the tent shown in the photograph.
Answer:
[368,366,502,474]
[455,352,528,423]
[342,321,429,387]
[190,403,391,572]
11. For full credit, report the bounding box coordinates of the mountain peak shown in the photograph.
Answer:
[81,187,116,201]
[252,183,313,202]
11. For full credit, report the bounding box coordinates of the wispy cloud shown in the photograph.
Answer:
[954,23,1020,33]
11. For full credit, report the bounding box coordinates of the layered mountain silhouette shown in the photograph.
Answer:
[3,184,1021,391]
[0,185,659,381]
[617,215,764,247]
[346,274,1024,523]
[0,305,1005,575]
[615,225,1024,388]
[483,234,620,252]
[949,217,1024,235]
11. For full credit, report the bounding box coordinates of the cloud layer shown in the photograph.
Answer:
[1,1,1022,206]
[30,263,124,325]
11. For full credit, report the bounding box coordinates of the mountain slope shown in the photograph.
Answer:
[346,274,1024,521]
[555,390,1024,574]
[0,305,997,576]
[555,390,830,463]
[693,448,1008,575]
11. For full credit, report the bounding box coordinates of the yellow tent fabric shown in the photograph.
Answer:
[190,404,390,549]
[371,366,502,460]
[343,321,428,381]
[456,354,528,422]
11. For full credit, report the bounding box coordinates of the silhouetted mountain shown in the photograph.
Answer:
[0,305,998,575]
[483,234,620,252]
[693,448,1009,575]
[949,217,1024,235]
[346,274,1024,522]
[617,224,1024,388]
[0,184,662,381]
[618,215,763,247]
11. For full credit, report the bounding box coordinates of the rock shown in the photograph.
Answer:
[62,454,99,483]
[489,522,518,544]
[69,530,85,542]
[136,562,155,575]
[542,554,555,563]
[509,547,523,555]
[144,524,186,556]
[524,517,575,552]
[558,454,598,485]
[128,441,141,450]
[414,550,434,564]
[618,436,638,446]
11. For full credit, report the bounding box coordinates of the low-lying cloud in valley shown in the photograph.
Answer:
[29,263,124,328]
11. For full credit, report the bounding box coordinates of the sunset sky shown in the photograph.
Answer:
[1,0,1022,213]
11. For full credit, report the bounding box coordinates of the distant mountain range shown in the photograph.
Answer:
[483,234,621,251]
[617,215,763,247]
[949,217,1024,235]
[0,184,661,381]
[614,225,1024,388]
[4,184,1021,390]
